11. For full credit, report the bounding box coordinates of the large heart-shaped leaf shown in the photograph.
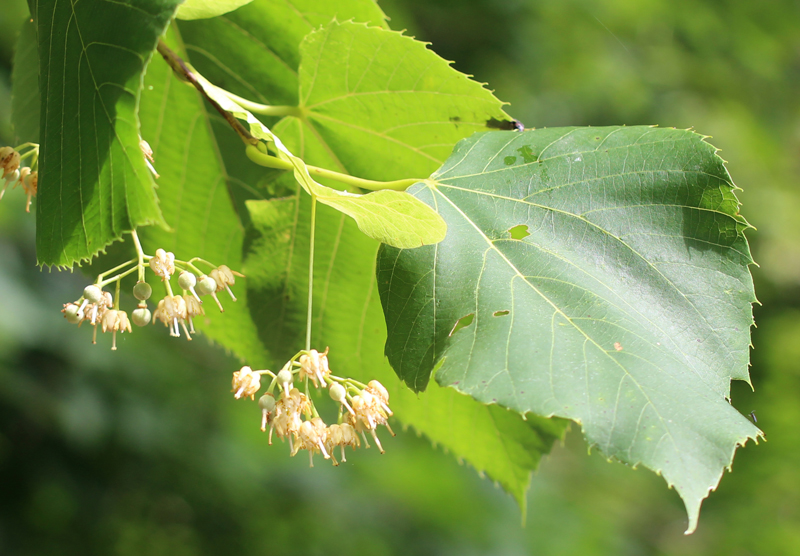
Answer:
[32,0,179,266]
[378,126,761,532]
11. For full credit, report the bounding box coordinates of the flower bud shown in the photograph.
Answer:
[133,281,152,301]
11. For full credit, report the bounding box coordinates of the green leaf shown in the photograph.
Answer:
[32,0,179,266]
[297,21,513,181]
[197,78,445,248]
[378,126,762,532]
[11,19,39,144]
[169,2,556,505]
[176,0,255,21]
[243,195,568,509]
[137,25,266,366]
[177,0,387,107]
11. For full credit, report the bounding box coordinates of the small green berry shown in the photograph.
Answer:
[63,304,82,324]
[196,275,217,296]
[132,307,151,327]
[178,271,197,290]
[84,284,103,303]
[329,382,347,402]
[133,281,152,301]
[258,393,276,412]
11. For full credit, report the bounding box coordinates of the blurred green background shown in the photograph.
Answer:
[1,0,798,554]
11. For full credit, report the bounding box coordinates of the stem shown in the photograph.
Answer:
[114,279,121,310]
[97,258,137,282]
[157,40,256,146]
[131,230,146,282]
[164,278,174,298]
[213,88,302,118]
[306,196,317,352]
[246,145,421,192]
[97,266,139,289]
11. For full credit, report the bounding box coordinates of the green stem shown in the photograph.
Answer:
[97,258,137,283]
[246,145,422,192]
[164,278,174,298]
[114,280,121,310]
[131,230,146,282]
[97,266,139,289]
[213,87,302,118]
[306,196,317,352]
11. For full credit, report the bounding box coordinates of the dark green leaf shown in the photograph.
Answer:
[378,125,761,532]
[11,19,39,145]
[32,0,179,266]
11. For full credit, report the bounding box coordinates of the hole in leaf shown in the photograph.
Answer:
[493,310,510,317]
[508,224,530,240]
[449,313,475,337]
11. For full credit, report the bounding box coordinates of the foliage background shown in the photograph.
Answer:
[1,0,798,554]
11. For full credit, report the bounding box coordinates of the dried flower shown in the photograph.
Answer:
[0,147,20,180]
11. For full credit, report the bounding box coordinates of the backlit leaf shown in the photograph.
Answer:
[176,0,255,21]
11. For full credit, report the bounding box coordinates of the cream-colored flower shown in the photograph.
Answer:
[299,347,331,388]
[183,294,204,334]
[140,138,159,178]
[101,309,132,350]
[231,366,261,400]
[0,147,20,179]
[365,380,392,416]
[152,295,190,338]
[324,422,360,466]
[20,169,37,213]
[209,265,243,301]
[292,417,330,467]
[269,388,311,450]
[149,248,175,280]
[347,390,394,454]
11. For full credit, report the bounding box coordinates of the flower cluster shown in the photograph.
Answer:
[61,232,243,350]
[233,348,394,467]
[0,144,38,213]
